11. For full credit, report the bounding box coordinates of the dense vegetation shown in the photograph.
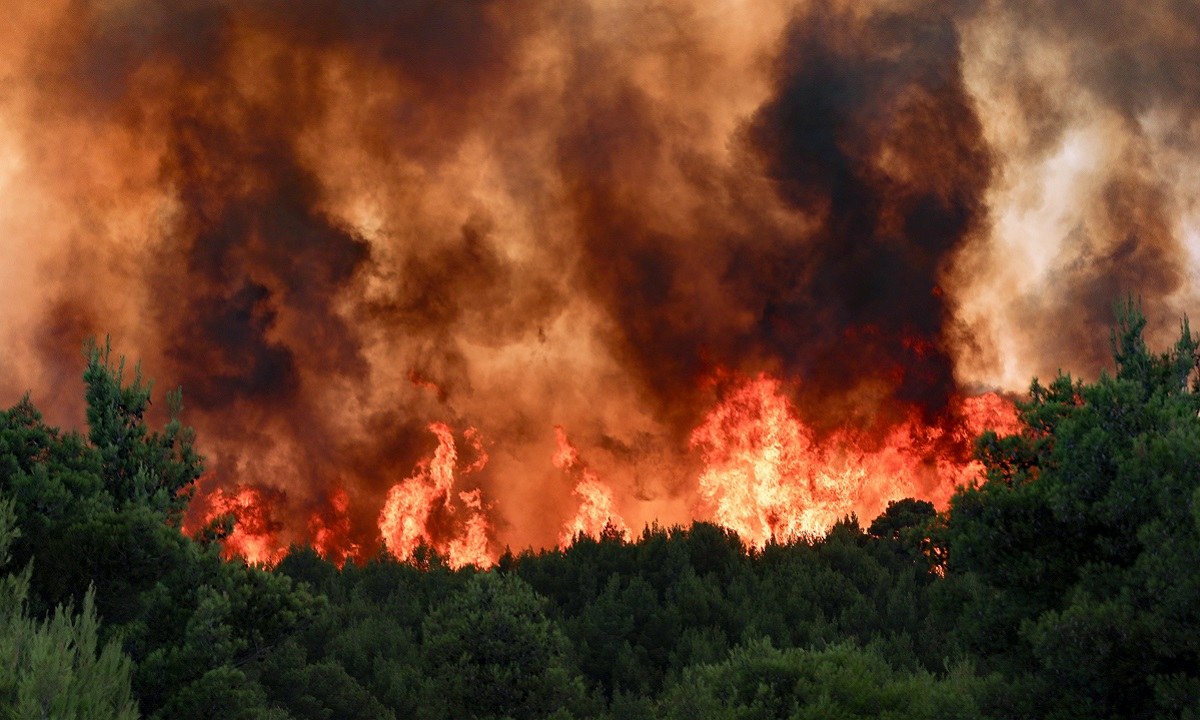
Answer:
[2,304,1199,719]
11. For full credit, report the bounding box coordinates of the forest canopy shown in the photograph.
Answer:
[1,303,1198,719]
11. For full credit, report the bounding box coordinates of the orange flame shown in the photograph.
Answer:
[378,422,496,569]
[691,375,1018,548]
[445,489,493,569]
[202,486,285,565]
[956,391,1023,439]
[189,387,1017,566]
[310,487,358,565]
[554,426,631,547]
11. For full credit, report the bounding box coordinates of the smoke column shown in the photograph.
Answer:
[0,0,1195,558]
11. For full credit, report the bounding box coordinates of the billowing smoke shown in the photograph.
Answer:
[0,0,1195,557]
[950,0,1199,385]
[560,6,990,437]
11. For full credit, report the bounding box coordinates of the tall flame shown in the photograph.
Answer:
[9,0,1169,566]
[554,426,631,547]
[377,422,495,569]
[691,375,1019,549]
[203,486,285,566]
[192,382,1019,565]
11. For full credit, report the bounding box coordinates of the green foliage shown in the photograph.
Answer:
[419,572,588,720]
[868,499,936,542]
[0,396,109,581]
[83,338,203,525]
[0,495,139,719]
[257,638,395,720]
[151,665,276,720]
[945,300,1200,718]
[1,343,314,717]
[660,639,988,720]
[2,307,1199,718]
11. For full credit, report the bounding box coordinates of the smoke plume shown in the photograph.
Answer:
[0,0,1195,556]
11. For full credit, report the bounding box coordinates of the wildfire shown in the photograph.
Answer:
[4,0,1185,583]
[377,422,496,569]
[956,391,1024,439]
[201,486,286,566]
[691,375,1019,549]
[554,426,631,547]
[310,488,358,566]
[192,380,1018,567]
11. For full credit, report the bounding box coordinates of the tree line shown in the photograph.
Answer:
[1,301,1198,718]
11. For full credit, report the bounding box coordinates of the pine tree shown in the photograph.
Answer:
[83,338,203,526]
[0,494,140,719]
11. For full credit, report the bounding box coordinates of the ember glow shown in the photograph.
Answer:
[692,375,1020,548]
[378,423,495,569]
[203,486,286,566]
[310,487,357,566]
[554,426,631,547]
[1,0,1196,564]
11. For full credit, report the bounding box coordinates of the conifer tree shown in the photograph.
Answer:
[0,495,139,719]
[83,338,203,526]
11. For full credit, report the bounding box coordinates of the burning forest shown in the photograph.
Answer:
[1,0,1198,566]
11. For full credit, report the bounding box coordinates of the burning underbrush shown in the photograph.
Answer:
[189,375,1020,566]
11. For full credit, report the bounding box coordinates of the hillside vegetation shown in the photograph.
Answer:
[2,304,1198,719]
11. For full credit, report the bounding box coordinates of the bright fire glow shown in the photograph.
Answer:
[554,426,631,547]
[691,375,1019,549]
[203,486,285,566]
[377,422,495,569]
[199,380,1019,565]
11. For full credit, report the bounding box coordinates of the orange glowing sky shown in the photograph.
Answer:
[0,0,1196,562]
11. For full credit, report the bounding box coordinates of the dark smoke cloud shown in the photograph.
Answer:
[1,0,1196,555]
[746,7,991,424]
[153,92,370,410]
[363,214,564,402]
[999,0,1200,121]
[29,0,545,547]
[952,0,1198,381]
[562,4,990,436]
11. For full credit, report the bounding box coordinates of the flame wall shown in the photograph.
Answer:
[0,0,1196,558]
